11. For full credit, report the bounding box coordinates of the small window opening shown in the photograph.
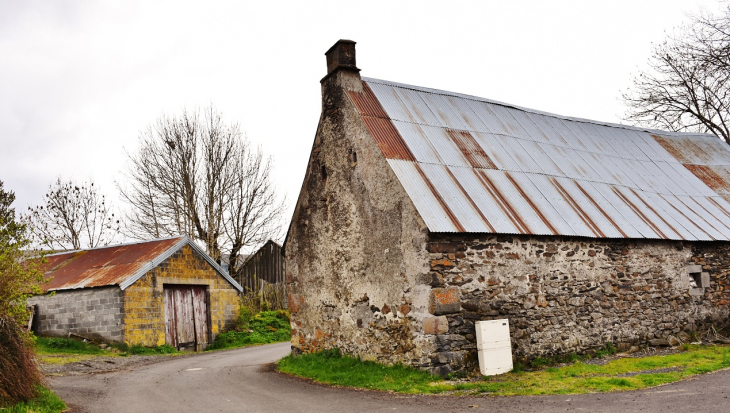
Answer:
[689,272,701,288]
[350,151,358,167]
[686,264,709,297]
[321,165,328,181]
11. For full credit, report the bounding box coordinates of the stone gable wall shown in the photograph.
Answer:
[286,70,431,365]
[27,286,124,342]
[422,234,730,375]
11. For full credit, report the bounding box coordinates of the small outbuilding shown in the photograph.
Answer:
[28,236,242,350]
[234,240,285,291]
[285,40,730,375]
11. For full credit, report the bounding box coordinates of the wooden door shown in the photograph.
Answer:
[163,285,209,350]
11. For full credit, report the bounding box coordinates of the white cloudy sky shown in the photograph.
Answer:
[0,0,724,236]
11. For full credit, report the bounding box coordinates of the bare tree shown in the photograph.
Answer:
[24,178,121,250]
[119,106,285,279]
[622,6,730,144]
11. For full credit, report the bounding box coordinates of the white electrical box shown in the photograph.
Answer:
[475,319,513,376]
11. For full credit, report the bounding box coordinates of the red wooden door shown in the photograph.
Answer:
[163,285,208,350]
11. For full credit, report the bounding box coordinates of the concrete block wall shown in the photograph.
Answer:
[27,286,124,342]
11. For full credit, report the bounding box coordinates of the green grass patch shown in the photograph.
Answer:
[277,349,444,393]
[206,310,290,351]
[277,345,730,396]
[127,344,178,355]
[36,353,97,365]
[0,386,65,413]
[34,336,105,355]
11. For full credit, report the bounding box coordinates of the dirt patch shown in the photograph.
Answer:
[40,353,192,376]
[583,346,684,366]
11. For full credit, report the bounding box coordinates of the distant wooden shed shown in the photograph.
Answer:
[27,236,243,350]
[234,240,285,291]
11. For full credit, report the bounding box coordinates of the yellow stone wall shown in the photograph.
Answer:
[122,245,240,347]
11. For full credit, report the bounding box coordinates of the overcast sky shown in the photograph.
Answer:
[0,0,725,243]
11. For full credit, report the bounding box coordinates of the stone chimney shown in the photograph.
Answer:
[324,40,360,79]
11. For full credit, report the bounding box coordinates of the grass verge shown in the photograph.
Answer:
[35,336,179,360]
[206,310,290,351]
[277,345,730,396]
[35,336,106,355]
[127,344,177,355]
[0,386,65,413]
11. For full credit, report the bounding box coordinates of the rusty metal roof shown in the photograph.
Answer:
[42,236,243,292]
[350,78,730,240]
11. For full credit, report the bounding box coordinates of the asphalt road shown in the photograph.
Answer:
[50,342,730,413]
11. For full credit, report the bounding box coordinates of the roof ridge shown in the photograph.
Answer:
[44,235,186,257]
[362,77,718,139]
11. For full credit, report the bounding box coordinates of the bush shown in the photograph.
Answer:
[0,319,44,406]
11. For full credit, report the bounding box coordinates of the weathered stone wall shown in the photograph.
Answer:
[423,234,730,375]
[123,245,240,346]
[28,286,124,342]
[286,67,433,365]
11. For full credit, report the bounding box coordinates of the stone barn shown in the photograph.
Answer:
[285,40,730,375]
[28,236,242,350]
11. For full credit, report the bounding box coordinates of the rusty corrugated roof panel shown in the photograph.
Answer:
[42,237,185,291]
[353,77,730,240]
[41,236,243,292]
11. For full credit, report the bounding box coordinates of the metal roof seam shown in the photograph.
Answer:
[413,163,465,231]
[363,78,717,139]
[409,161,702,199]
[610,186,668,239]
[355,111,718,177]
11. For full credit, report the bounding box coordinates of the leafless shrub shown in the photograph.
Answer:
[239,278,286,313]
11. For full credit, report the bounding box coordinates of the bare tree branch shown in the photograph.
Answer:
[24,178,121,250]
[622,6,730,144]
[118,106,285,279]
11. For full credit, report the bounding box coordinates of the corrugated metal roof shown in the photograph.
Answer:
[42,236,243,292]
[350,77,730,240]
